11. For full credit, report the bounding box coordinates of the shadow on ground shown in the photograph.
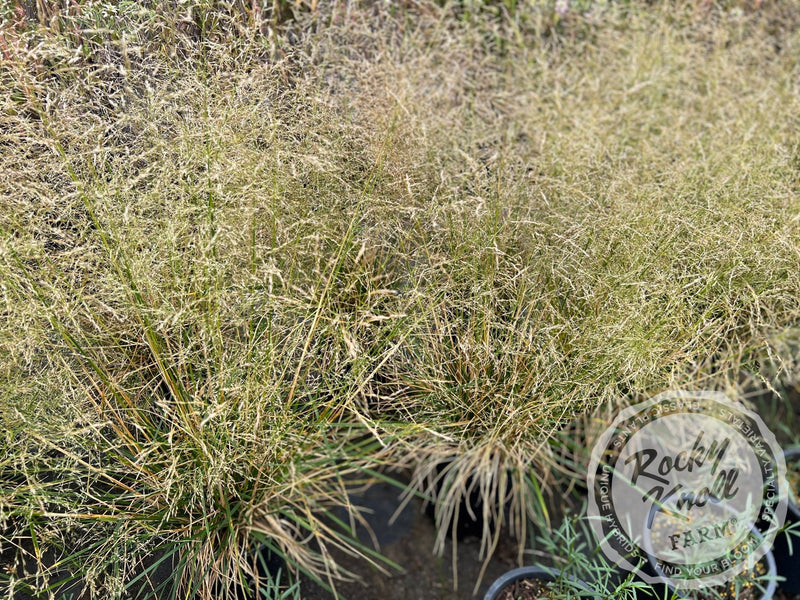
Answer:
[299,479,523,600]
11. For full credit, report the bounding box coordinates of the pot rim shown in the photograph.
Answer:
[482,566,598,600]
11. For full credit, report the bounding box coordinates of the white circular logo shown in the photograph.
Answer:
[587,390,787,590]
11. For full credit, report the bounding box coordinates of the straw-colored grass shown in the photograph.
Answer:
[2,1,800,598]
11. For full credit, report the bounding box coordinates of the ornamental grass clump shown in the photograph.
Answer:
[308,0,800,584]
[2,1,800,598]
[0,4,410,598]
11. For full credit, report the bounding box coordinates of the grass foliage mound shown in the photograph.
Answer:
[2,1,800,598]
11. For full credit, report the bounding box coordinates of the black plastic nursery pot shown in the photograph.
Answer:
[772,445,800,596]
[425,459,523,541]
[482,566,598,600]
[425,460,498,540]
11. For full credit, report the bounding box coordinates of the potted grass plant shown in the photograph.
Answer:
[381,288,564,593]
[482,514,646,600]
[0,5,418,593]
[483,566,588,600]
[0,87,401,600]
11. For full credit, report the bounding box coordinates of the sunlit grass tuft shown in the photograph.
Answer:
[2,0,800,598]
